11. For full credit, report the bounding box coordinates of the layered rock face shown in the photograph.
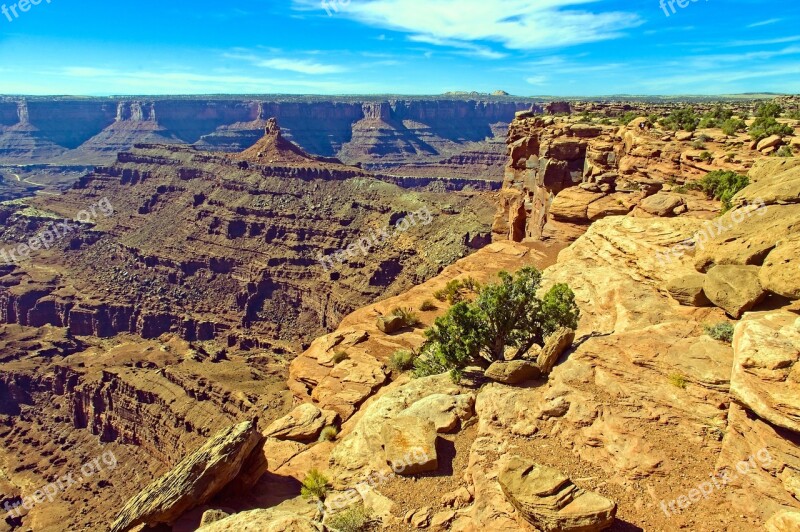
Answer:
[0,97,534,175]
[0,124,495,347]
[494,110,761,243]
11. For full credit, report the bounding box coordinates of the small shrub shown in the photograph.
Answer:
[690,170,749,212]
[691,139,706,150]
[786,109,800,120]
[326,503,374,532]
[755,102,783,119]
[775,146,794,157]
[318,425,339,442]
[432,278,479,304]
[462,277,481,291]
[661,107,700,132]
[618,111,639,126]
[390,349,417,371]
[698,151,713,162]
[721,118,747,136]
[332,350,349,364]
[390,307,420,327]
[669,374,688,389]
[301,469,330,501]
[419,300,437,312]
[749,116,793,141]
[705,322,735,343]
[413,267,579,382]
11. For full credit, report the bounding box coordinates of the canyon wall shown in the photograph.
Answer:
[0,97,537,168]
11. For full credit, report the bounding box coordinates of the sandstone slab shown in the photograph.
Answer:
[377,315,405,334]
[485,360,541,384]
[758,134,784,151]
[760,240,800,299]
[639,193,685,217]
[550,188,605,223]
[537,328,576,374]
[110,420,261,532]
[765,510,800,532]
[731,311,800,434]
[666,273,711,307]
[703,265,766,318]
[262,403,337,442]
[381,417,438,475]
[498,456,617,531]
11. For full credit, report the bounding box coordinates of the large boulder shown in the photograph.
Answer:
[110,421,261,532]
[666,273,711,307]
[759,240,800,299]
[329,375,471,483]
[639,193,685,217]
[537,328,576,374]
[736,163,800,206]
[693,204,800,272]
[198,508,320,531]
[703,265,766,318]
[377,315,405,334]
[498,456,617,531]
[398,393,475,433]
[765,510,800,532]
[757,135,784,151]
[262,403,338,442]
[381,417,438,475]
[731,311,800,434]
[550,188,605,223]
[485,360,541,384]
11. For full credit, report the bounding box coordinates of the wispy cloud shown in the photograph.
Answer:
[291,0,642,50]
[407,35,506,59]
[747,18,782,28]
[526,75,548,86]
[57,66,366,93]
[257,58,347,74]
[223,52,347,74]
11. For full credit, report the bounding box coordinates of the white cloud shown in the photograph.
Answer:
[256,58,346,74]
[526,75,548,85]
[56,66,366,94]
[747,18,782,28]
[408,35,506,59]
[222,52,347,74]
[292,0,642,50]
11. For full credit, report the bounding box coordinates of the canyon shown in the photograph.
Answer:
[0,96,538,180]
[1,97,799,532]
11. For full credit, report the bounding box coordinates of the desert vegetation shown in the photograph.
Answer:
[414,267,579,381]
[706,322,735,344]
[687,170,750,212]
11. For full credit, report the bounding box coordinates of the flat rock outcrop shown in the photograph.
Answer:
[730,311,800,434]
[493,108,759,244]
[703,265,766,318]
[262,403,338,442]
[498,455,617,531]
[109,420,261,532]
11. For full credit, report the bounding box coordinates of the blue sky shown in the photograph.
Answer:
[0,0,798,96]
